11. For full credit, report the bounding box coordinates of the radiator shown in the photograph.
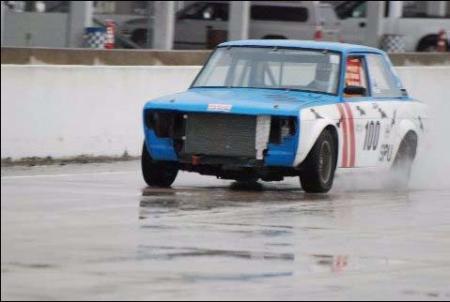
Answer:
[183,113,257,158]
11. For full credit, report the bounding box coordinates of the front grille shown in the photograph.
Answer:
[183,113,256,158]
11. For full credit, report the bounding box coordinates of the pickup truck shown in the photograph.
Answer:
[335,1,450,51]
[120,1,341,49]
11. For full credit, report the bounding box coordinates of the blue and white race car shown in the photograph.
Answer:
[142,40,427,193]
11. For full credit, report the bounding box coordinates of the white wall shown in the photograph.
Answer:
[1,65,449,160]
[1,65,200,159]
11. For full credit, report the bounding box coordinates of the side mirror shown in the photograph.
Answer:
[344,85,366,96]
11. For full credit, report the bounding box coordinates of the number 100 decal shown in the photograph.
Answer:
[363,121,380,150]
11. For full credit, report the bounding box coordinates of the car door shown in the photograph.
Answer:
[340,54,386,168]
[338,1,367,44]
[318,4,341,42]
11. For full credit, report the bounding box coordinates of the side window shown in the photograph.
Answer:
[335,1,366,19]
[344,57,368,96]
[251,6,308,22]
[366,54,402,98]
[351,2,367,18]
[180,3,229,21]
[212,3,229,21]
[179,3,207,20]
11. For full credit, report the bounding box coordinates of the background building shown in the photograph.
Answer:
[1,1,449,51]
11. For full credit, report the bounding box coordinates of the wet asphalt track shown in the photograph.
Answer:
[1,160,450,301]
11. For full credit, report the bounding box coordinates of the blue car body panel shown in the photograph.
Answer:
[265,134,298,166]
[144,129,178,162]
[143,88,339,166]
[144,88,340,116]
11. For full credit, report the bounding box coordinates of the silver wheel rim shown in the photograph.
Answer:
[319,141,332,184]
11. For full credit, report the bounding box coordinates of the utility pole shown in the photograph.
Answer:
[66,1,93,48]
[228,1,250,41]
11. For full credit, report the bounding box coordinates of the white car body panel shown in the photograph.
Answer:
[295,100,427,169]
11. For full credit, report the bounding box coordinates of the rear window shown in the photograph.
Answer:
[366,54,402,98]
[251,5,308,22]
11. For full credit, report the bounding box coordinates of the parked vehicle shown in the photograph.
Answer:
[120,1,341,48]
[141,40,427,193]
[335,1,450,51]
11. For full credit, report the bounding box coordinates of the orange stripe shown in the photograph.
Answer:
[343,103,355,167]
[336,104,348,167]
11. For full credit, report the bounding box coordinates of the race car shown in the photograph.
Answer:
[142,40,427,193]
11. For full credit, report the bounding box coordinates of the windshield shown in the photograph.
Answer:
[192,47,341,95]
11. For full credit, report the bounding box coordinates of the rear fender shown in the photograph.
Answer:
[392,118,422,165]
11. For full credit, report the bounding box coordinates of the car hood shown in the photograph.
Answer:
[144,88,339,116]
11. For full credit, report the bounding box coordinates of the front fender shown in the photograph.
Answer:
[294,118,338,166]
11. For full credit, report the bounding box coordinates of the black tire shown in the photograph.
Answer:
[300,130,337,193]
[131,29,148,47]
[141,142,178,187]
[389,132,417,190]
[416,35,439,52]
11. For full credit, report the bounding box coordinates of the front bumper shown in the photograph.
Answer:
[143,109,299,167]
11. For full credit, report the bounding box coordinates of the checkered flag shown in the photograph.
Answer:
[84,27,107,49]
[381,35,405,53]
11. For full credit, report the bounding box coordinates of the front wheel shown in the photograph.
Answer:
[299,130,337,193]
[141,142,178,187]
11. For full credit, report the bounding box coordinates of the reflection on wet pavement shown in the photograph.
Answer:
[2,162,450,300]
[136,245,295,261]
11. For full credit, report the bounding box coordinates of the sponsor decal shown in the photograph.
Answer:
[363,121,381,151]
[391,110,397,127]
[310,108,323,119]
[207,103,232,112]
[355,105,366,116]
[378,107,387,119]
[379,144,393,162]
[418,116,424,131]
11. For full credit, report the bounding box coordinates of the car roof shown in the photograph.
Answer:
[218,40,385,55]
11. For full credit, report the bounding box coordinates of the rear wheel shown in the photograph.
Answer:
[141,142,178,187]
[416,35,440,52]
[300,130,337,193]
[389,132,417,190]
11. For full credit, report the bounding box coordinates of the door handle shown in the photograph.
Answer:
[359,22,366,28]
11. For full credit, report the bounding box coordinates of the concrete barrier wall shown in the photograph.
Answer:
[1,47,211,66]
[1,65,449,160]
[2,47,450,66]
[1,65,201,159]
